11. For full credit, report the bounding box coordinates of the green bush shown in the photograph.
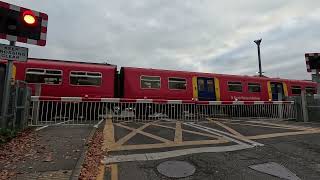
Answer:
[0,128,17,144]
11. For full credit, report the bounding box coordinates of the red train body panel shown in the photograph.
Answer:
[121,67,317,101]
[121,67,195,100]
[11,58,117,98]
[1,58,317,101]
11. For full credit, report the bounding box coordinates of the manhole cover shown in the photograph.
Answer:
[157,160,195,178]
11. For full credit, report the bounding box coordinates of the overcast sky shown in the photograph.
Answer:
[2,0,320,80]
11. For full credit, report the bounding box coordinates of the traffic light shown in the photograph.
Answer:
[0,1,48,46]
[305,53,320,72]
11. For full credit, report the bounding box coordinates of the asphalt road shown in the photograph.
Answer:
[99,119,320,180]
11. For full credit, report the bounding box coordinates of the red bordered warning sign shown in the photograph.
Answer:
[0,1,48,46]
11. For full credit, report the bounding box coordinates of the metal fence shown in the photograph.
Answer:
[289,92,320,122]
[0,81,31,129]
[29,97,296,126]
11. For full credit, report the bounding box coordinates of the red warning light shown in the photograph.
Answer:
[22,10,37,26]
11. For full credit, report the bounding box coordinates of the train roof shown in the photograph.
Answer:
[26,58,117,69]
[122,66,316,84]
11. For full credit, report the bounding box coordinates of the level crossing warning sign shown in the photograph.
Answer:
[0,44,28,61]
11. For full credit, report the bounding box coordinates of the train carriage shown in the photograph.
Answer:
[11,58,117,97]
[120,67,317,101]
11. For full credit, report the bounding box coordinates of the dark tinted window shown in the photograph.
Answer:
[306,87,316,95]
[207,80,214,92]
[248,83,261,93]
[141,76,160,89]
[228,82,242,92]
[291,86,301,95]
[25,68,62,85]
[70,71,102,86]
[169,78,186,90]
[198,79,205,91]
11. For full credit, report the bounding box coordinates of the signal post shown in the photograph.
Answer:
[0,2,48,128]
[305,53,320,94]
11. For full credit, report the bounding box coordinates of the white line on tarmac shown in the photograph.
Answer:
[56,120,73,125]
[102,144,252,164]
[94,119,104,128]
[184,123,248,146]
[184,122,264,147]
[35,125,49,131]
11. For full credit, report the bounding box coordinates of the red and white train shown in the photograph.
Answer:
[2,58,317,101]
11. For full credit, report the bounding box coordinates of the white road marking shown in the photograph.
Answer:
[35,125,49,131]
[184,122,264,147]
[94,119,105,128]
[102,144,252,164]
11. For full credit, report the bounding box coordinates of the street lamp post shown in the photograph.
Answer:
[254,39,263,77]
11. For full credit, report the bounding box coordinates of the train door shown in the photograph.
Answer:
[197,77,216,101]
[270,82,284,101]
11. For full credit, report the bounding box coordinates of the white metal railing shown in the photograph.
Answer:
[29,96,296,126]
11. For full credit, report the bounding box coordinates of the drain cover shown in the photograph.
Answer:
[157,160,195,178]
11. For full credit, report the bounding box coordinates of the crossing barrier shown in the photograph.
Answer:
[29,96,296,125]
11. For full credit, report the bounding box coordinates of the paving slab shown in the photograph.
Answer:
[10,126,93,180]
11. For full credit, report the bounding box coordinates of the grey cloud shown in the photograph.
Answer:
[1,0,320,80]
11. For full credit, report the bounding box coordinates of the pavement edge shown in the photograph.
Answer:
[70,125,98,180]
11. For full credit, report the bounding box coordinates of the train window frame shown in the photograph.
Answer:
[306,87,316,95]
[248,83,261,93]
[69,71,102,87]
[291,85,301,95]
[25,68,63,85]
[168,77,187,90]
[228,82,242,92]
[140,75,161,89]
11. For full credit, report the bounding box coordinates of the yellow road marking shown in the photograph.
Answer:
[152,123,220,139]
[111,139,229,151]
[114,123,151,146]
[111,164,118,180]
[96,164,105,180]
[212,120,244,137]
[174,122,182,143]
[248,129,320,140]
[103,118,115,151]
[115,123,172,144]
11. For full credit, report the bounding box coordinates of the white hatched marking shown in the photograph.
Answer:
[102,144,252,164]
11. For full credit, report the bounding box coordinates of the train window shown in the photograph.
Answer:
[198,79,205,91]
[248,83,261,93]
[25,68,62,85]
[141,76,161,89]
[169,78,186,90]
[306,87,316,95]
[207,80,214,92]
[70,71,102,86]
[228,82,242,92]
[291,86,301,95]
